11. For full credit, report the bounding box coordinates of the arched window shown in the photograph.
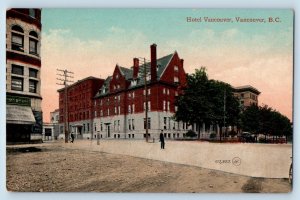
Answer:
[29,31,38,38]
[12,25,24,33]
[11,25,24,51]
[29,31,39,55]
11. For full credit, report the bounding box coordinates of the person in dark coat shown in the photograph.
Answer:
[159,130,165,149]
[70,133,75,143]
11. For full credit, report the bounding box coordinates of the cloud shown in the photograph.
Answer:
[41,28,149,122]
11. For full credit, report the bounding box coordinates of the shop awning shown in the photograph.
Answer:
[6,105,36,125]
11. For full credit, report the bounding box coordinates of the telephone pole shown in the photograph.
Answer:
[138,57,150,142]
[56,69,74,143]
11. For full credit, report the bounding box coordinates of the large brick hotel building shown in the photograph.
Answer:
[58,44,260,140]
[58,44,190,140]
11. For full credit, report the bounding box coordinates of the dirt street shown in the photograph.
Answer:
[6,143,291,193]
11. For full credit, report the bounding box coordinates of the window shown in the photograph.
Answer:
[29,68,38,78]
[132,92,135,98]
[118,106,120,115]
[143,89,146,96]
[29,80,37,93]
[163,100,166,111]
[29,38,38,55]
[107,108,110,116]
[128,119,131,130]
[100,110,103,117]
[87,123,90,132]
[11,77,23,91]
[144,118,151,129]
[174,65,179,72]
[118,120,120,131]
[132,119,135,130]
[174,76,179,83]
[94,111,97,117]
[175,106,178,112]
[148,88,151,95]
[163,88,166,94]
[114,106,117,114]
[164,117,167,130]
[83,124,86,133]
[167,101,170,111]
[101,123,103,131]
[167,89,170,95]
[128,105,131,113]
[168,118,171,130]
[148,101,151,111]
[175,91,178,96]
[29,9,36,18]
[11,25,24,52]
[12,65,24,75]
[143,102,146,111]
[114,121,116,131]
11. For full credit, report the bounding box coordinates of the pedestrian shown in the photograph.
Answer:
[159,130,165,149]
[70,133,75,143]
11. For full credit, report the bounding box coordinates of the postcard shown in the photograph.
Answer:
[6,8,293,193]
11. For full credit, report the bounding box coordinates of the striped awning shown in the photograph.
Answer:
[6,105,36,124]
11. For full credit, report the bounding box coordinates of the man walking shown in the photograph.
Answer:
[70,133,75,143]
[159,130,165,149]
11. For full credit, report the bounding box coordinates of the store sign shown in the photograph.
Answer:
[6,95,31,106]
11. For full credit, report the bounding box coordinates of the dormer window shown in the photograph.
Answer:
[131,79,137,86]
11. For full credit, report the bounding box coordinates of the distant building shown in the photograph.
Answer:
[6,9,43,143]
[58,77,105,139]
[233,85,261,109]
[42,109,60,141]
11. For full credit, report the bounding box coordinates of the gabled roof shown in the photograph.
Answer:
[94,52,175,97]
[94,76,112,98]
[128,53,174,89]
[119,66,133,80]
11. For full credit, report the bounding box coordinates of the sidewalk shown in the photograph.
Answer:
[57,139,292,178]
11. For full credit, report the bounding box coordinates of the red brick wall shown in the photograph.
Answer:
[59,78,104,123]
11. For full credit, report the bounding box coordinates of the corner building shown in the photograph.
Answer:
[6,9,43,143]
[93,44,188,140]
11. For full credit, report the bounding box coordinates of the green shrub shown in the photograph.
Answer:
[186,130,197,138]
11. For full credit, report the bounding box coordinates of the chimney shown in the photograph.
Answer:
[180,59,184,67]
[150,43,157,82]
[133,58,139,79]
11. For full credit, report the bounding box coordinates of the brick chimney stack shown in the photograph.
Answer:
[133,58,139,79]
[150,44,157,82]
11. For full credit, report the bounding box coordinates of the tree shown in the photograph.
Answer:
[241,104,292,143]
[174,67,241,140]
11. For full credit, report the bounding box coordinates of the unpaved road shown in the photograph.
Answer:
[6,143,291,193]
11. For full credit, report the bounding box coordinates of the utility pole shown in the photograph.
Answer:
[56,69,74,143]
[138,57,150,142]
[144,58,149,142]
